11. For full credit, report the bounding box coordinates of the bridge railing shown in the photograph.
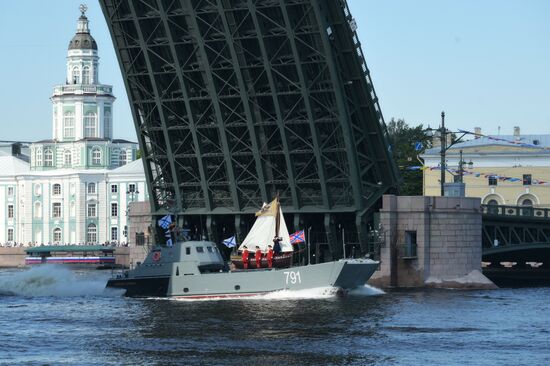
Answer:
[481,204,550,220]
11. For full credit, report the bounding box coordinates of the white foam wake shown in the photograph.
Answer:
[348,284,385,296]
[0,265,119,297]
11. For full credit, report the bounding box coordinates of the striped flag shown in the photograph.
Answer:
[290,230,305,244]
[223,235,237,248]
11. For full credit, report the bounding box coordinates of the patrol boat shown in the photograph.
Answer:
[106,197,379,299]
[106,241,378,299]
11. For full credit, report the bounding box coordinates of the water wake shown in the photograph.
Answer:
[0,265,120,297]
[348,284,385,296]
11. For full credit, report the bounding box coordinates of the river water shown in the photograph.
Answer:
[1,266,549,366]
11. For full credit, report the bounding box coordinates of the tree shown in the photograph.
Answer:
[386,118,431,195]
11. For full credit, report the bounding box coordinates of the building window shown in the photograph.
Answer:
[63,112,75,138]
[523,174,532,186]
[7,187,13,196]
[104,112,112,138]
[84,113,97,138]
[87,203,97,217]
[34,202,42,218]
[111,184,118,193]
[7,228,14,242]
[34,184,41,196]
[128,183,136,193]
[44,148,53,167]
[488,176,497,186]
[53,228,62,243]
[111,203,118,217]
[119,149,127,166]
[111,227,118,241]
[87,182,96,194]
[87,224,97,243]
[521,199,533,207]
[52,184,61,195]
[8,205,14,219]
[91,148,102,165]
[72,66,80,84]
[64,150,72,166]
[52,202,62,218]
[82,66,90,84]
[36,149,42,166]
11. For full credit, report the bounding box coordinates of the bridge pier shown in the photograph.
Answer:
[369,195,496,289]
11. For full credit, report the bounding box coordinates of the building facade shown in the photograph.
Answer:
[0,7,146,246]
[422,127,550,208]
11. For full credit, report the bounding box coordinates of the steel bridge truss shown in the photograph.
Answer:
[100,0,399,256]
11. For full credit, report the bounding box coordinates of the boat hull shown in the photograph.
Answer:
[107,259,379,299]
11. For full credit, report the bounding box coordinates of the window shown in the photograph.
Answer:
[87,224,97,243]
[7,228,14,242]
[104,112,112,138]
[111,227,118,241]
[111,203,118,217]
[84,113,97,138]
[91,148,101,165]
[63,112,75,138]
[53,228,61,243]
[52,203,62,218]
[82,66,90,84]
[64,150,72,166]
[207,246,213,253]
[136,232,145,246]
[36,149,42,166]
[44,148,53,167]
[111,184,118,193]
[87,203,96,217]
[522,199,533,207]
[53,184,61,195]
[523,174,532,186]
[8,205,14,219]
[196,246,204,253]
[488,176,497,186]
[404,231,417,258]
[128,183,136,193]
[34,184,41,196]
[72,66,80,84]
[119,149,127,166]
[34,202,42,218]
[7,187,13,196]
[87,182,96,194]
[186,247,191,255]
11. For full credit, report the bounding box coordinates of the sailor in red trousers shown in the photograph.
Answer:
[255,245,262,269]
[242,246,249,269]
[267,245,274,268]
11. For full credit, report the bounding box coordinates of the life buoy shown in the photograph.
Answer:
[152,251,161,262]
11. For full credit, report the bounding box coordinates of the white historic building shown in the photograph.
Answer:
[0,7,147,246]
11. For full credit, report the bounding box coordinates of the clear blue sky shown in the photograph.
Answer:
[0,0,549,142]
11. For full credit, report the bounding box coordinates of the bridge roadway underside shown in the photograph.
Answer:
[99,0,399,257]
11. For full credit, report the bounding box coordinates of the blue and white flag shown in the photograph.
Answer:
[158,215,172,229]
[166,238,173,247]
[222,235,237,248]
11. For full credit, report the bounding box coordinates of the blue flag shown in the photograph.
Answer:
[158,215,172,229]
[223,235,237,248]
[414,141,423,151]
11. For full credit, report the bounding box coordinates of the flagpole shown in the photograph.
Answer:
[307,227,312,266]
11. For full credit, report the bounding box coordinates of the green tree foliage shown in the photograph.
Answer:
[386,118,432,195]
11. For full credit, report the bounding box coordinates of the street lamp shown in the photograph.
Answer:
[424,111,471,196]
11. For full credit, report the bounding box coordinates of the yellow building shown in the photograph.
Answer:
[421,127,550,208]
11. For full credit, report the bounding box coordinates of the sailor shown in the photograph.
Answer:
[255,245,262,269]
[267,244,274,268]
[242,246,249,269]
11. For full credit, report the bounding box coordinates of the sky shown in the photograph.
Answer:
[0,0,549,143]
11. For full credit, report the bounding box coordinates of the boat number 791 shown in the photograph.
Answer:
[284,271,301,285]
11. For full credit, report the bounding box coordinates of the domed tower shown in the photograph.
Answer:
[51,4,115,143]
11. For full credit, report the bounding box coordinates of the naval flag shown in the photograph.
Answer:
[158,215,172,229]
[223,235,237,248]
[290,230,305,244]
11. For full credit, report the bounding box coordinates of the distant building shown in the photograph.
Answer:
[0,7,147,246]
[421,127,550,208]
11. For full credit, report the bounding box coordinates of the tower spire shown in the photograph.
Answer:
[77,4,90,33]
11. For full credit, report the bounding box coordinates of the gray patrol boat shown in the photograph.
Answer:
[106,197,379,299]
